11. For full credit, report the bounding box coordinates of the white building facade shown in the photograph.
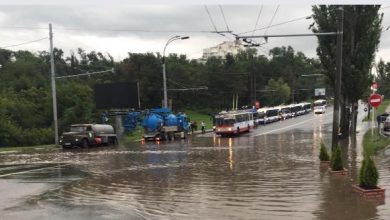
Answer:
[201,40,245,60]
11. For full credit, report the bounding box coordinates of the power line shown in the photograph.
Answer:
[219,5,230,32]
[0,37,48,49]
[0,26,47,30]
[252,5,263,36]
[237,15,310,36]
[264,5,280,35]
[204,5,234,41]
[55,27,222,34]
[0,25,222,34]
[204,5,219,33]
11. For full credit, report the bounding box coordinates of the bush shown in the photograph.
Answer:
[359,156,379,189]
[330,145,343,171]
[319,142,330,161]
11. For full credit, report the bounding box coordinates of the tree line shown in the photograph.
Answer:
[0,46,324,147]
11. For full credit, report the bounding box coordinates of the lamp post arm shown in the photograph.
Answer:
[163,36,180,62]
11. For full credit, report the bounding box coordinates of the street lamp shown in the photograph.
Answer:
[162,35,189,108]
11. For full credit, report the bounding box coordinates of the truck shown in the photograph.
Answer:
[60,124,117,149]
[141,108,190,141]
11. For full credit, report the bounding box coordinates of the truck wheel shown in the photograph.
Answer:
[81,139,89,148]
[162,132,168,141]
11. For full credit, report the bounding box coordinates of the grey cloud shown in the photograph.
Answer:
[0,4,389,61]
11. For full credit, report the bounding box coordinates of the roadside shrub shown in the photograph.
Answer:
[319,142,330,161]
[330,145,343,171]
[359,156,379,189]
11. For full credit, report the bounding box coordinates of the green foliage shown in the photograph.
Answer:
[266,78,291,106]
[377,59,390,97]
[319,142,330,161]
[359,156,379,189]
[311,5,383,135]
[0,45,325,147]
[330,145,344,171]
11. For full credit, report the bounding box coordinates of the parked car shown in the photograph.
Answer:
[383,116,390,132]
[60,124,117,149]
[377,113,389,124]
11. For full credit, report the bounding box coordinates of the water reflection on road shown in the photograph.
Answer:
[1,112,390,219]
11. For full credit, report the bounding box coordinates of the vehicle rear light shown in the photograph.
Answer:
[156,137,160,141]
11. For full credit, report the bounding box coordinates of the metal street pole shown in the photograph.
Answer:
[49,23,59,145]
[162,36,189,108]
[332,7,344,150]
[162,59,168,108]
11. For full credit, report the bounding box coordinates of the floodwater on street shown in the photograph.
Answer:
[1,109,390,220]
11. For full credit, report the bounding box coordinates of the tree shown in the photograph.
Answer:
[266,78,291,106]
[376,59,390,97]
[319,142,330,161]
[359,156,379,189]
[331,145,344,171]
[311,5,383,136]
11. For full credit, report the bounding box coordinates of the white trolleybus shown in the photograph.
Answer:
[215,110,255,137]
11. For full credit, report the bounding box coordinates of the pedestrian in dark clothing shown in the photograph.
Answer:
[190,121,194,134]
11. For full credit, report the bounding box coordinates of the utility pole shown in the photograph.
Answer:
[332,7,344,150]
[49,23,59,146]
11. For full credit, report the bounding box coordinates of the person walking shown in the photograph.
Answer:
[189,121,194,134]
[201,121,205,134]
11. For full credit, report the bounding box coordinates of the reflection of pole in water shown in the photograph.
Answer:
[228,138,234,171]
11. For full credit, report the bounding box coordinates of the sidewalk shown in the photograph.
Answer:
[189,129,213,135]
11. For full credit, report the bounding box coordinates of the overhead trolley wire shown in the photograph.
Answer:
[264,5,280,35]
[237,15,310,36]
[219,5,230,32]
[204,5,233,40]
[204,5,219,33]
[252,5,263,36]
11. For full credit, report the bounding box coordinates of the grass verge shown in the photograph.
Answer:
[363,99,390,121]
[185,110,213,130]
[362,129,390,156]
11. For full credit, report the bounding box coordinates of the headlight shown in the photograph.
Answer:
[228,128,232,131]
[75,138,79,142]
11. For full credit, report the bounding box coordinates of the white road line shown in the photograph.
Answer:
[251,111,333,137]
[0,165,65,178]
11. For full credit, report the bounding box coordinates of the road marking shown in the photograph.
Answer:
[0,164,66,178]
[251,111,333,137]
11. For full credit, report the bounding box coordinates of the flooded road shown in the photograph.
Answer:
[1,109,390,219]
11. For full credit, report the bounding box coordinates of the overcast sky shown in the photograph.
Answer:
[0,3,389,63]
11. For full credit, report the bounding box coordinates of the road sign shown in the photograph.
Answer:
[369,93,382,108]
[255,101,260,109]
[315,88,326,96]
